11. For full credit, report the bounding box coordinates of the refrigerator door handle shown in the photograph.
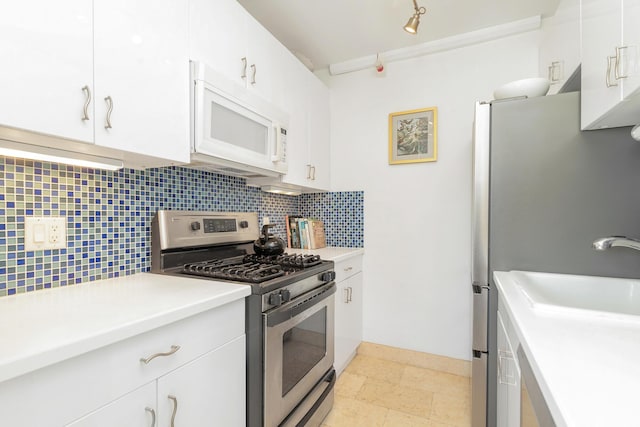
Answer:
[472,283,489,352]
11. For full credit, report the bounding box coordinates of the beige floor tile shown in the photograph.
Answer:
[401,365,471,397]
[358,342,471,377]
[345,354,406,384]
[335,371,367,398]
[383,409,432,426]
[356,378,434,418]
[430,390,472,427]
[321,396,389,427]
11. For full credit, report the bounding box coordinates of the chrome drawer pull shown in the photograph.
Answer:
[168,395,178,427]
[343,266,353,272]
[145,407,156,427]
[140,345,181,364]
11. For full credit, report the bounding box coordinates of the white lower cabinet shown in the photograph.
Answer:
[67,336,245,427]
[496,304,521,427]
[157,336,246,427]
[0,299,245,427]
[334,255,363,375]
[66,383,157,427]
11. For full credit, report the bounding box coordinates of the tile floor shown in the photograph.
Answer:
[321,344,472,427]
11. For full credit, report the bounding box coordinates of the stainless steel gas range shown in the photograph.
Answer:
[151,211,336,427]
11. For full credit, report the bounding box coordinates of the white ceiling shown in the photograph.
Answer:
[237,0,561,71]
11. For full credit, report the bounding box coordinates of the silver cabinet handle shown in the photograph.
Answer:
[347,286,353,303]
[343,266,353,272]
[104,96,113,129]
[140,345,181,364]
[241,57,247,79]
[606,55,618,88]
[306,164,312,179]
[497,349,516,386]
[145,407,156,427]
[311,165,316,180]
[549,61,562,83]
[343,287,349,303]
[250,64,257,85]
[168,395,178,427]
[81,86,91,121]
[615,46,628,80]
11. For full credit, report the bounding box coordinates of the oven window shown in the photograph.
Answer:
[282,307,327,397]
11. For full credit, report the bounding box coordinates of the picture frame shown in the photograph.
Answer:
[388,106,438,165]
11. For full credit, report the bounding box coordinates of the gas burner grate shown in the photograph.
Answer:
[243,253,322,269]
[182,259,285,283]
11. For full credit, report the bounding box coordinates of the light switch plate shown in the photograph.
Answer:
[24,217,67,250]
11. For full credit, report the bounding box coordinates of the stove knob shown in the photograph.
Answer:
[239,220,249,228]
[190,221,201,231]
[269,292,283,307]
[321,271,336,282]
[280,289,291,303]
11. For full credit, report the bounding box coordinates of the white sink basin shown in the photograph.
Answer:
[509,271,640,321]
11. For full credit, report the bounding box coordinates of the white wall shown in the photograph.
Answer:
[328,31,540,360]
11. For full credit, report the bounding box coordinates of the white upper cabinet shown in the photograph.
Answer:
[188,0,285,109]
[0,1,93,143]
[581,0,640,129]
[306,74,331,191]
[279,54,331,192]
[188,0,248,88]
[0,0,190,166]
[93,0,190,163]
[538,0,580,95]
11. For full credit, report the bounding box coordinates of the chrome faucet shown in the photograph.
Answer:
[592,236,640,252]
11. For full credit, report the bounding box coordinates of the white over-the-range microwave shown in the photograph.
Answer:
[189,61,288,178]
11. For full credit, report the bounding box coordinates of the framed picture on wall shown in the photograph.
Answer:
[388,106,438,164]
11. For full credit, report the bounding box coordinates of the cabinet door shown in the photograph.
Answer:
[93,0,190,164]
[188,0,248,87]
[245,14,285,106]
[496,311,520,427]
[335,272,363,375]
[538,0,580,95]
[581,0,623,129]
[307,76,331,191]
[157,335,246,427]
[622,0,640,98]
[0,1,93,143]
[66,382,156,427]
[281,55,312,188]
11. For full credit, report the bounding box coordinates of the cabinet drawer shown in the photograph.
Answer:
[0,299,244,427]
[334,255,363,283]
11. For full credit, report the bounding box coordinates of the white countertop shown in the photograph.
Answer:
[494,271,640,427]
[291,246,364,263]
[0,273,250,383]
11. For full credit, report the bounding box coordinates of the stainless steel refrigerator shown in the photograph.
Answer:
[470,91,640,427]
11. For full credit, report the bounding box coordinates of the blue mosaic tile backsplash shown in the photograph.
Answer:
[0,157,364,297]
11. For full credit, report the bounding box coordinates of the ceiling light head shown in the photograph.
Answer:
[404,0,427,34]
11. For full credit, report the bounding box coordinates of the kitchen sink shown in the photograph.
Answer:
[509,271,640,320]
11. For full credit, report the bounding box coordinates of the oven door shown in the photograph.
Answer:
[264,282,335,427]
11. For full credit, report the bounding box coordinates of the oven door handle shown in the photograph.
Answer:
[266,282,336,327]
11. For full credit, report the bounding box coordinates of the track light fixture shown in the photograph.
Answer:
[404,0,427,34]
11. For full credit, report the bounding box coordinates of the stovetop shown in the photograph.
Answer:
[181,253,322,283]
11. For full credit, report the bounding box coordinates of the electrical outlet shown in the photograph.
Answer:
[25,217,67,250]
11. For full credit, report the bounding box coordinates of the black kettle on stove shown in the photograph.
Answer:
[253,224,285,256]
